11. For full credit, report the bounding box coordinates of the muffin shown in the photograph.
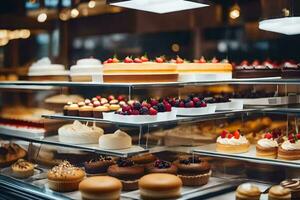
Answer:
[145,160,177,175]
[67,104,79,116]
[47,161,85,192]
[11,159,35,179]
[93,106,110,118]
[131,153,157,165]
[79,105,93,117]
[268,185,291,200]
[79,176,122,200]
[84,156,115,175]
[107,158,144,191]
[235,183,261,200]
[173,156,211,186]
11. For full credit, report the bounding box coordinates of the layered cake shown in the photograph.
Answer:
[281,61,300,79]
[216,130,250,153]
[28,57,69,81]
[58,120,104,144]
[175,56,233,81]
[233,60,281,78]
[103,56,178,83]
[70,58,103,82]
[278,133,300,160]
[256,132,279,159]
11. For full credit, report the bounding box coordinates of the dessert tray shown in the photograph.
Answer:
[208,100,243,111]
[231,95,299,106]
[0,125,46,139]
[193,144,300,168]
[174,105,216,116]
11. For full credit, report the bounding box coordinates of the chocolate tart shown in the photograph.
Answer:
[145,160,177,175]
[84,156,115,175]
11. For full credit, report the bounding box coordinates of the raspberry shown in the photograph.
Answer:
[264,132,273,139]
[297,133,300,140]
[149,107,158,115]
[227,133,233,139]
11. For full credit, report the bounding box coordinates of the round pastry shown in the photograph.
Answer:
[99,130,132,150]
[278,139,300,160]
[256,133,278,159]
[107,158,144,191]
[67,103,79,116]
[235,183,261,200]
[173,156,211,186]
[145,160,177,175]
[281,179,300,199]
[216,130,250,154]
[93,106,110,118]
[139,173,182,199]
[79,105,93,117]
[268,185,291,200]
[131,153,157,165]
[79,176,122,200]
[58,120,104,144]
[84,156,115,175]
[47,161,85,192]
[11,159,35,179]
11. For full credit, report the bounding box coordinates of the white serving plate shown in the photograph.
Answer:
[173,105,216,116]
[157,110,177,120]
[209,100,243,111]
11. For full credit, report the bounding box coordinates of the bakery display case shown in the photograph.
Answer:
[0,79,300,200]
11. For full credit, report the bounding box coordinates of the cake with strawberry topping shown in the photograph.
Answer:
[256,132,279,159]
[281,60,300,79]
[103,55,177,83]
[216,130,250,153]
[278,133,300,160]
[175,56,232,82]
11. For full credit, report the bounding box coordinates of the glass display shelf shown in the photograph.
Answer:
[193,144,300,168]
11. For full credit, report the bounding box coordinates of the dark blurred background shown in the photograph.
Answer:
[0,0,299,72]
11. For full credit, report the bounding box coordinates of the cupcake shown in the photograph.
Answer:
[131,153,157,165]
[109,104,121,111]
[47,161,85,192]
[268,185,291,200]
[281,179,300,199]
[93,106,110,118]
[67,103,79,116]
[173,156,211,186]
[107,158,144,191]
[84,156,115,175]
[145,160,177,175]
[11,159,35,179]
[235,183,261,200]
[256,132,278,159]
[79,105,93,117]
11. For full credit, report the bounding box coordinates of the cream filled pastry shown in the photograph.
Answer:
[256,132,278,159]
[278,135,300,160]
[216,130,250,153]
[99,130,132,150]
[58,120,104,144]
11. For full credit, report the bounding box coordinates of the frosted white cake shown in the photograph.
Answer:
[28,57,69,76]
[99,129,132,150]
[70,58,103,75]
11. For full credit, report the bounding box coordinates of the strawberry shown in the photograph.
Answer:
[122,105,131,112]
[150,99,158,106]
[220,130,228,138]
[227,133,233,139]
[288,134,294,141]
[117,95,124,101]
[134,58,142,63]
[198,56,206,63]
[155,57,164,63]
[112,57,119,63]
[176,56,184,64]
[297,133,300,140]
[124,56,133,63]
[141,55,149,62]
[234,130,240,139]
[179,101,185,108]
[142,101,151,109]
[200,101,207,107]
[108,95,115,101]
[264,132,273,139]
[96,95,101,100]
[149,107,158,115]
[165,103,172,112]
[131,109,140,115]
[192,97,200,103]
[211,57,219,63]
[106,58,113,63]
[241,60,248,66]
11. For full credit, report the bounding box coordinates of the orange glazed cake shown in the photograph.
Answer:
[174,56,233,82]
[103,56,178,83]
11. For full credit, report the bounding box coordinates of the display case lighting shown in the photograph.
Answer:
[259,17,300,35]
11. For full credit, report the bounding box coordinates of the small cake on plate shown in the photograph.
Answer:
[84,156,115,175]
[256,132,279,159]
[139,173,182,199]
[268,185,291,200]
[173,156,211,186]
[216,130,250,153]
[235,183,261,200]
[47,161,85,192]
[107,158,144,191]
[145,160,177,175]
[11,159,35,179]
[79,176,122,200]
[278,133,300,160]
[99,130,132,150]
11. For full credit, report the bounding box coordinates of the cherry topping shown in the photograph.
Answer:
[154,160,171,169]
[264,132,273,139]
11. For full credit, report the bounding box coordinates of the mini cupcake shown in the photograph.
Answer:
[84,156,115,175]
[173,156,211,186]
[79,105,93,117]
[67,104,79,116]
[145,160,177,175]
[107,158,144,191]
[93,106,110,118]
[131,153,157,165]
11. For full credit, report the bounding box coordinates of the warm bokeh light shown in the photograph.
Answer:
[71,8,79,18]
[0,38,9,46]
[59,11,69,21]
[19,29,31,39]
[37,12,47,22]
[229,3,240,20]
[88,0,96,8]
[171,43,180,52]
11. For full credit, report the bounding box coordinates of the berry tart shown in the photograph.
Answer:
[256,132,279,159]
[84,156,115,175]
[145,160,177,175]
[216,130,250,153]
[278,133,300,160]
[107,158,144,191]
[175,56,232,81]
[149,98,176,120]
[205,95,243,111]
[169,97,216,116]
[173,156,211,186]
